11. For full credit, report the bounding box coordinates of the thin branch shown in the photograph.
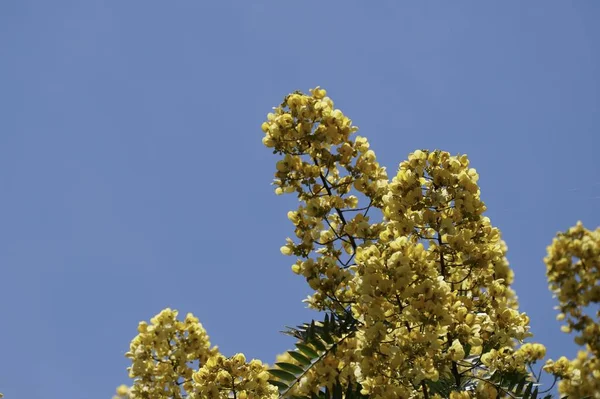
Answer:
[313,156,358,251]
[421,381,429,399]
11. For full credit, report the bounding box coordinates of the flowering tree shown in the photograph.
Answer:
[112,88,599,399]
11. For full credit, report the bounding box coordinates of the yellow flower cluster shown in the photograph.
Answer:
[122,308,277,399]
[544,222,600,398]
[543,351,600,398]
[124,308,217,398]
[261,88,544,397]
[353,149,540,396]
[480,343,546,374]
[190,353,278,399]
[262,87,388,312]
[116,87,597,399]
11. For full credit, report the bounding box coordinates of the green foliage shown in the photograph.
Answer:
[268,312,362,398]
[487,370,544,399]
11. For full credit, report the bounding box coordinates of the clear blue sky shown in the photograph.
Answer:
[1,2,598,398]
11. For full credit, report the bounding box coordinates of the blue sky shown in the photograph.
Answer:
[1,2,598,398]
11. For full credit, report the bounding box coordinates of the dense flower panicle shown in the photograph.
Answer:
[121,309,276,399]
[352,149,539,396]
[125,308,218,398]
[545,222,600,352]
[480,343,546,374]
[263,87,388,312]
[190,353,278,399]
[261,88,545,397]
[117,87,596,399]
[544,222,600,398]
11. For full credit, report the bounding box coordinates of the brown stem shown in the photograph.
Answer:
[437,231,445,278]
[313,157,358,251]
[452,360,461,389]
[421,381,429,399]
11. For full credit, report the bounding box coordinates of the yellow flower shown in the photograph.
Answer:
[449,339,465,361]
[116,385,129,396]
[310,86,327,99]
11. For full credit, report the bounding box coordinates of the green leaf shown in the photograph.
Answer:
[463,343,472,357]
[514,378,527,395]
[489,371,501,383]
[310,336,327,352]
[531,387,539,399]
[296,343,319,359]
[507,377,519,393]
[321,315,334,345]
[332,381,343,399]
[345,383,369,399]
[275,362,305,375]
[267,368,297,381]
[331,343,338,355]
[320,331,334,345]
[288,350,312,366]
[268,379,289,392]
[308,320,317,342]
